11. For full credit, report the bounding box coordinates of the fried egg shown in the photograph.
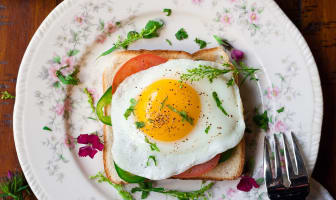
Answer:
[111,59,245,180]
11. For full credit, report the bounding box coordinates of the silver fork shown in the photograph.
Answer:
[264,132,310,200]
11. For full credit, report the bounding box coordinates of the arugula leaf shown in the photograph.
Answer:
[195,38,207,49]
[43,126,52,131]
[212,92,229,116]
[163,8,172,16]
[180,65,231,83]
[1,91,15,99]
[56,66,80,85]
[98,19,164,58]
[277,107,285,113]
[160,96,168,110]
[124,98,137,120]
[145,137,160,152]
[136,121,145,129]
[84,88,95,113]
[90,172,134,200]
[165,39,172,46]
[166,104,194,125]
[175,28,188,40]
[253,110,269,131]
[131,182,214,199]
[205,125,211,134]
[146,155,157,166]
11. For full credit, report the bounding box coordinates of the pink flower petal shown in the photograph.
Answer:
[237,176,259,192]
[231,49,244,61]
[92,140,104,151]
[78,146,93,157]
[89,148,98,158]
[77,134,90,144]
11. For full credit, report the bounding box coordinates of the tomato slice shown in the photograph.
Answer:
[173,154,221,179]
[111,54,168,94]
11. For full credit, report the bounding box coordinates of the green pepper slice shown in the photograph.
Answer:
[96,86,112,126]
[114,162,146,183]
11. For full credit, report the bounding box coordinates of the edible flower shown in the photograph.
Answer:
[237,176,259,192]
[231,49,244,62]
[213,35,245,61]
[77,134,104,158]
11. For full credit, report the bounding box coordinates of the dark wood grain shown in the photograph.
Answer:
[0,0,335,199]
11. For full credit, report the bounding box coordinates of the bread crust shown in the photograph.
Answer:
[102,48,244,184]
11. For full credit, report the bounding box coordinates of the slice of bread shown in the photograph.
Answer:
[102,47,245,184]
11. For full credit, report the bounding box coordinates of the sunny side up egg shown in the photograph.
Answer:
[111,59,245,180]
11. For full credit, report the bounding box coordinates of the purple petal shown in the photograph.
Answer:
[237,176,259,192]
[89,148,98,158]
[77,134,90,144]
[87,134,100,144]
[92,140,104,151]
[7,171,13,179]
[231,49,244,62]
[78,146,93,157]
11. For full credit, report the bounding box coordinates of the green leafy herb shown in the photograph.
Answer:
[180,65,231,83]
[253,110,269,131]
[255,177,264,186]
[88,117,97,121]
[146,155,157,166]
[163,8,172,16]
[53,55,61,64]
[131,182,214,200]
[219,148,234,163]
[90,172,134,200]
[99,19,164,58]
[124,98,137,120]
[212,92,229,116]
[0,171,31,200]
[43,126,52,131]
[67,49,80,57]
[205,125,211,134]
[136,121,145,129]
[99,19,105,30]
[175,28,188,40]
[84,88,95,113]
[226,77,235,87]
[56,66,80,85]
[145,137,160,152]
[213,35,233,50]
[166,104,194,125]
[160,96,168,111]
[165,39,172,46]
[195,38,207,49]
[231,61,259,86]
[1,91,15,99]
[277,107,285,113]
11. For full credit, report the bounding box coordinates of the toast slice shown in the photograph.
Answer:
[102,47,245,184]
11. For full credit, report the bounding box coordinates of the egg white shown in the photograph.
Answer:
[111,59,245,180]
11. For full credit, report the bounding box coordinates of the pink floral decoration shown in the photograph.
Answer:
[87,88,99,102]
[64,135,75,150]
[237,176,259,192]
[192,0,203,4]
[226,188,237,198]
[96,34,107,44]
[48,65,59,82]
[221,15,231,24]
[105,22,116,34]
[77,134,104,159]
[249,12,258,23]
[55,99,72,116]
[75,16,83,24]
[267,87,280,99]
[274,120,287,132]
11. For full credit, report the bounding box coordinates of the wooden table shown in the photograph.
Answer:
[0,0,335,198]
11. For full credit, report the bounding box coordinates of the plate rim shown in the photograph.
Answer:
[13,0,323,199]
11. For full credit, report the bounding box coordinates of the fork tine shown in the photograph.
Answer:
[264,136,273,187]
[273,135,283,183]
[290,132,308,176]
[281,133,295,180]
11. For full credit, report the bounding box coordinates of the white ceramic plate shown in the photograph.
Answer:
[14,0,323,199]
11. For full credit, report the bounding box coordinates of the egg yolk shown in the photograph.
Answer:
[134,79,201,142]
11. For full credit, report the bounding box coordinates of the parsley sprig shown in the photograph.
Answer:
[131,181,214,200]
[166,104,194,125]
[124,98,137,120]
[1,91,15,99]
[163,8,172,16]
[90,172,134,200]
[180,65,231,83]
[195,38,207,49]
[0,171,31,200]
[253,110,269,131]
[99,20,164,58]
[175,28,188,40]
[146,155,157,166]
